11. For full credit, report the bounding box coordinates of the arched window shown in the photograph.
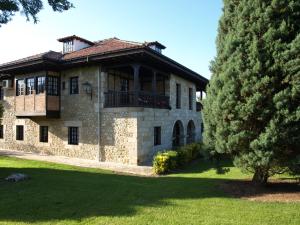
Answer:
[172,120,184,147]
[186,120,196,144]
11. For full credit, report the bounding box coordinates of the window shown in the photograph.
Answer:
[154,126,161,146]
[26,78,35,95]
[63,40,73,53]
[37,77,46,94]
[120,78,129,92]
[201,122,204,133]
[16,125,24,141]
[0,125,3,139]
[0,87,3,100]
[176,83,181,109]
[47,76,59,96]
[68,127,78,145]
[39,126,48,143]
[70,77,79,94]
[16,79,25,96]
[189,88,193,110]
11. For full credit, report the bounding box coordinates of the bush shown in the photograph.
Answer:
[153,150,178,174]
[153,142,206,174]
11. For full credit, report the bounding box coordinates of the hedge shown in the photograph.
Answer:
[153,142,206,174]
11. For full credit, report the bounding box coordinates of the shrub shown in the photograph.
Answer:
[153,150,178,174]
[153,142,206,174]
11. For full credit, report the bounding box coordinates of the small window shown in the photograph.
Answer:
[16,125,24,141]
[37,77,46,94]
[16,79,25,96]
[63,40,73,53]
[68,127,79,145]
[176,83,181,109]
[0,87,3,100]
[201,122,204,133]
[0,125,3,139]
[120,78,129,92]
[70,77,79,94]
[39,126,48,143]
[189,88,193,110]
[154,126,161,146]
[47,76,59,96]
[26,78,35,95]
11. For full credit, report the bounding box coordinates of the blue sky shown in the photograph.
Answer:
[0,0,223,79]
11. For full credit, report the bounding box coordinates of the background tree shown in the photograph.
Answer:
[0,0,73,27]
[203,0,300,185]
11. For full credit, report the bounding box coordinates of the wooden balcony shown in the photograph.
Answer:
[104,91,170,109]
[15,92,60,118]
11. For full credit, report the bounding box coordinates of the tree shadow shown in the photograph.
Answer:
[0,164,228,223]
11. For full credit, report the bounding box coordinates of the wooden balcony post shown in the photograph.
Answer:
[132,64,140,106]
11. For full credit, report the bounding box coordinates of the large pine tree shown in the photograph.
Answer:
[204,0,300,184]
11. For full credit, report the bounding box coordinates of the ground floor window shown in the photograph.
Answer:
[39,126,48,142]
[68,127,79,145]
[16,125,24,140]
[154,126,161,146]
[0,125,3,139]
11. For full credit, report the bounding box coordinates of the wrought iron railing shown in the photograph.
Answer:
[104,91,170,109]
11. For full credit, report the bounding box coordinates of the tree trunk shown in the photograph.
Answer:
[252,168,269,186]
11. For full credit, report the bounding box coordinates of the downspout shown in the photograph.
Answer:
[97,66,102,161]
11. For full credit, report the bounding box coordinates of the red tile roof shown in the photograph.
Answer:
[62,37,144,60]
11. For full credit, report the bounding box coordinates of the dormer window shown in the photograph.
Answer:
[63,40,73,53]
[149,45,162,54]
[146,41,166,54]
[58,35,94,54]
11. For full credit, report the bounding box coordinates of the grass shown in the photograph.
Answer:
[0,156,299,225]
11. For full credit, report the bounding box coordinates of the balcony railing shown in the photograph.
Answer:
[104,91,170,109]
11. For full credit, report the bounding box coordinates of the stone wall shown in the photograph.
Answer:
[0,66,203,165]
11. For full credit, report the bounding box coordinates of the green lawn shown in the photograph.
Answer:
[0,156,299,225]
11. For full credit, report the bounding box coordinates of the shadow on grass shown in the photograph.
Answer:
[0,163,228,223]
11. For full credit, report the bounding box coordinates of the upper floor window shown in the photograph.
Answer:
[120,78,129,92]
[47,76,59,96]
[37,77,46,94]
[70,77,79,94]
[26,78,35,95]
[63,40,73,53]
[0,125,3,139]
[0,87,3,100]
[189,88,193,110]
[16,79,25,96]
[176,83,181,109]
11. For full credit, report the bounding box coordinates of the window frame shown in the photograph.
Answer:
[16,125,24,141]
[16,79,25,96]
[47,76,59,96]
[36,76,46,94]
[70,77,79,95]
[39,126,48,143]
[176,83,181,109]
[154,126,161,146]
[26,77,35,95]
[68,127,79,145]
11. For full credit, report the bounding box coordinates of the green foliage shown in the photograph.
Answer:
[153,142,205,174]
[0,0,74,26]
[203,0,300,184]
[153,150,178,174]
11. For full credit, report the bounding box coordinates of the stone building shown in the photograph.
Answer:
[0,35,208,165]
